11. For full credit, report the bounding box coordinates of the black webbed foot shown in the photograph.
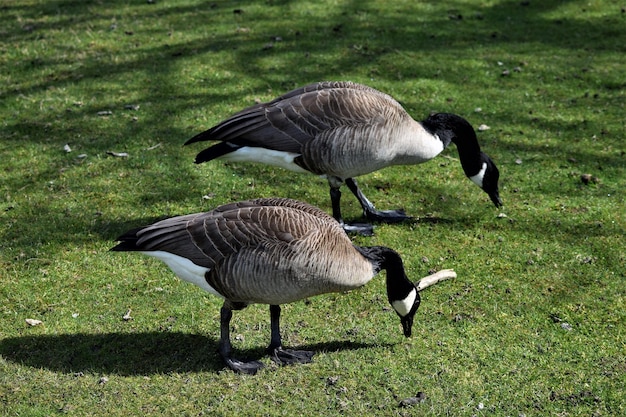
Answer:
[363,208,411,223]
[341,221,375,236]
[344,178,411,226]
[224,357,265,375]
[269,347,315,366]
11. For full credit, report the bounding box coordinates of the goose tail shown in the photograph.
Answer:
[184,129,213,146]
[193,142,242,164]
[110,228,144,252]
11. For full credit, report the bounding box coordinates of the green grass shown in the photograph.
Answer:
[1,0,625,415]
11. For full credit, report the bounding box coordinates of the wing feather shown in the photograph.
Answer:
[111,198,342,271]
[184,82,405,157]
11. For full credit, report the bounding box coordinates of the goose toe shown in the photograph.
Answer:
[270,347,315,366]
[363,208,411,223]
[224,358,265,375]
[341,222,375,236]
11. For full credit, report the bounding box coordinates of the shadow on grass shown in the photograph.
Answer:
[0,332,385,376]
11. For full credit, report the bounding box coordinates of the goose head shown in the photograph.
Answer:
[422,113,503,208]
[470,152,502,208]
[390,285,421,337]
[374,247,422,338]
[356,245,422,337]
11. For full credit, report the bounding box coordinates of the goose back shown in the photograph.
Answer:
[112,198,376,305]
[187,82,444,180]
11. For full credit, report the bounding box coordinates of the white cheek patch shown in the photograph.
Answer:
[223,147,309,173]
[469,162,487,188]
[143,251,224,299]
[391,289,417,317]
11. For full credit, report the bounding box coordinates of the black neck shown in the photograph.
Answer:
[355,246,414,302]
[454,138,483,178]
[422,113,484,177]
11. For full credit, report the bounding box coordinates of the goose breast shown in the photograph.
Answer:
[288,88,444,178]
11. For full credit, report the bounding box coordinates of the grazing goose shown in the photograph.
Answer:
[110,198,455,375]
[185,81,502,235]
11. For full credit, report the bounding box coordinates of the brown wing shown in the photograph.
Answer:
[184,82,404,154]
[214,197,337,224]
[115,198,341,270]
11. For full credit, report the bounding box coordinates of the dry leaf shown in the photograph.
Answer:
[106,151,129,157]
[25,318,43,326]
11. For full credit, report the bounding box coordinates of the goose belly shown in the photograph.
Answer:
[222,146,309,173]
[143,251,224,298]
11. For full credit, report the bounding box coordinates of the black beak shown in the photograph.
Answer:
[401,315,414,338]
[490,190,503,208]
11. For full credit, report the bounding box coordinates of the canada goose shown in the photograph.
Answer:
[110,198,455,374]
[185,81,502,235]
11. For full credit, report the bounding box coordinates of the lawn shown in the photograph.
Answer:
[1,0,624,415]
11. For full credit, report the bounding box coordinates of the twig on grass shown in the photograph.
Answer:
[416,269,456,292]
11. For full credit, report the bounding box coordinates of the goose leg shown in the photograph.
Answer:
[219,305,264,375]
[329,186,344,223]
[345,178,410,223]
[329,179,375,236]
[268,305,315,366]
